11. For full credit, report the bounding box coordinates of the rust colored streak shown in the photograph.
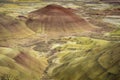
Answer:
[14,52,31,67]
[14,52,44,73]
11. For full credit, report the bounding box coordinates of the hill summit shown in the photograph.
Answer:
[27,4,97,38]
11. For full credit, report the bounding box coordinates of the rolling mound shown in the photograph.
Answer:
[0,47,48,80]
[26,4,98,38]
[0,14,35,40]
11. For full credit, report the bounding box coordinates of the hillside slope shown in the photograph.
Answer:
[46,37,120,80]
[0,47,48,80]
[0,14,35,40]
[26,4,98,38]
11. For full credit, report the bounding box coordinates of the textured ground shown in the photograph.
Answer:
[0,1,120,80]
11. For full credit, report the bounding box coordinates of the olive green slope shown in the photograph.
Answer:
[47,37,120,80]
[110,29,120,36]
[0,47,48,80]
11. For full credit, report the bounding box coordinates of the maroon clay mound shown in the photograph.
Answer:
[26,4,98,38]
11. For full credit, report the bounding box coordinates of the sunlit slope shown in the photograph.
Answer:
[0,47,48,80]
[0,14,35,40]
[48,37,120,80]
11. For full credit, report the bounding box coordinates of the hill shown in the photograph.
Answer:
[46,37,120,80]
[26,4,98,38]
[0,47,48,80]
[0,14,35,40]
